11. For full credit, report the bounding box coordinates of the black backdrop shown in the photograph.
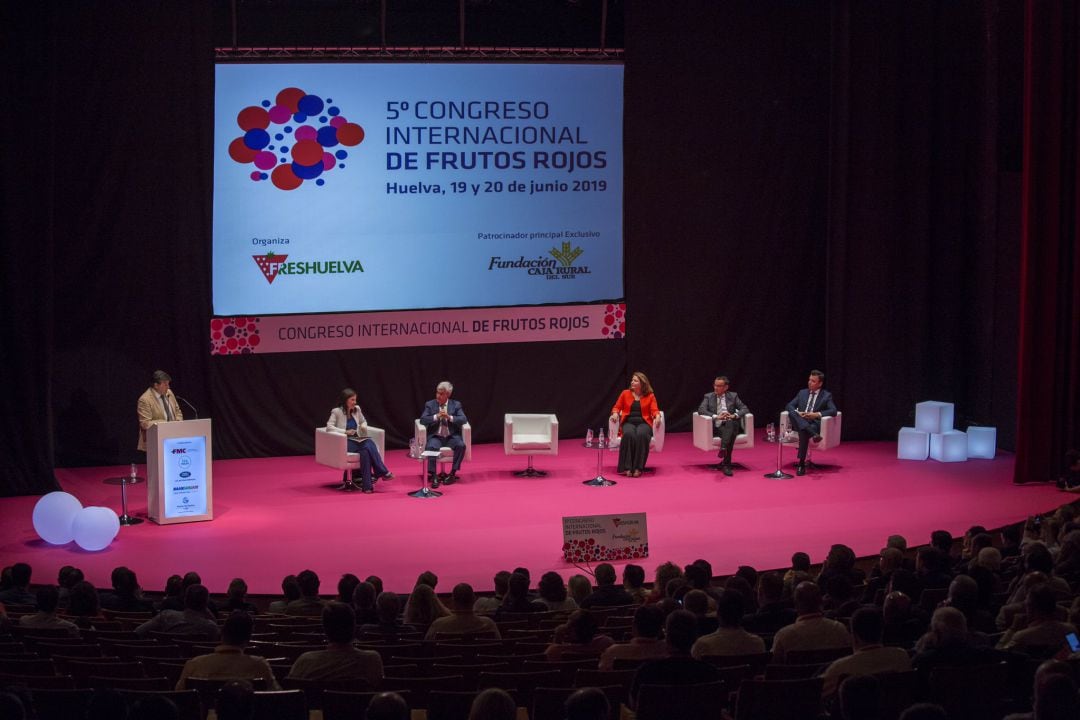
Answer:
[1,1,1027,495]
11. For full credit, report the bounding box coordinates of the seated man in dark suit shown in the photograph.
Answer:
[785,369,838,476]
[629,609,720,709]
[698,375,751,476]
[420,380,468,488]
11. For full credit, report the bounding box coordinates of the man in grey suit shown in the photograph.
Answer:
[697,376,750,476]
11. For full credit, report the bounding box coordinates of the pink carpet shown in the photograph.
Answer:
[0,433,1068,596]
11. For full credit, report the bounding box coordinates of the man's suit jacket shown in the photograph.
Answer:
[697,391,750,432]
[785,388,837,431]
[421,398,467,437]
[137,387,183,451]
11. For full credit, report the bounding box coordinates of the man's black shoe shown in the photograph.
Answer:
[429,473,440,488]
[721,465,733,477]
[444,473,458,485]
[796,463,806,477]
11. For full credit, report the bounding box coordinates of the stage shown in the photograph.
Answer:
[0,432,1068,597]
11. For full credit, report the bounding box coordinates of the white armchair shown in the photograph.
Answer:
[503,414,559,477]
[779,410,843,464]
[607,411,666,453]
[314,426,386,492]
[414,418,473,476]
[691,412,755,461]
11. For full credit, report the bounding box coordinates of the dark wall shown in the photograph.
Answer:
[1,1,1022,494]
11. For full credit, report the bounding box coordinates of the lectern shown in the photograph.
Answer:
[147,419,213,525]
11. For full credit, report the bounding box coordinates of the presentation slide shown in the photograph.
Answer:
[213,63,624,316]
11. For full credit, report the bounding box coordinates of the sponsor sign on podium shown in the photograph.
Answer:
[562,512,648,563]
[147,419,213,524]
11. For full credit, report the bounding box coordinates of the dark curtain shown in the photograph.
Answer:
[1015,0,1080,483]
[1,1,1037,496]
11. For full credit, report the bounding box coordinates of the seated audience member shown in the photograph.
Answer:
[537,571,577,612]
[352,582,380,626]
[915,547,953,591]
[135,584,221,639]
[817,544,866,588]
[722,576,754,617]
[1027,673,1080,720]
[56,565,83,607]
[17,585,80,636]
[958,525,989,564]
[685,562,722,609]
[564,687,610,720]
[497,572,547,615]
[819,607,912,699]
[997,583,1077,656]
[288,602,383,685]
[425,583,501,640]
[1002,659,1074,720]
[691,588,765,658]
[942,574,996,636]
[157,574,186,612]
[743,572,797,634]
[546,609,615,660]
[629,610,720,709]
[403,583,450,631]
[358,592,412,637]
[365,692,410,720]
[581,563,635,608]
[467,688,516,720]
[644,561,684,604]
[176,612,280,690]
[221,578,258,614]
[1054,530,1080,589]
[67,580,106,629]
[1002,544,1072,610]
[285,569,326,616]
[567,573,593,607]
[1000,522,1024,559]
[216,680,255,720]
[100,566,156,612]
[836,674,880,720]
[599,604,668,670]
[473,571,511,615]
[338,573,361,604]
[366,575,384,596]
[899,704,949,720]
[881,591,927,648]
[784,552,812,585]
[0,563,34,606]
[930,529,955,560]
[268,575,301,614]
[770,581,851,663]
[683,589,718,636]
[862,547,904,603]
[822,575,860,619]
[912,607,1004,687]
[416,570,439,590]
[998,572,1064,630]
[623,564,648,604]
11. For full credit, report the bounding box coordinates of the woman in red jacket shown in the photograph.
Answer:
[610,371,662,477]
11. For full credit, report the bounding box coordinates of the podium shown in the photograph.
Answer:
[147,419,214,525]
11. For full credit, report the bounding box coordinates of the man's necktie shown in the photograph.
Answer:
[806,392,817,413]
[163,395,174,421]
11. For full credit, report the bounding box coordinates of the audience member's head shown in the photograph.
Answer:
[916,546,947,575]
[838,674,879,720]
[568,574,592,605]
[716,588,746,628]
[564,687,610,720]
[883,591,912,623]
[791,552,811,573]
[222,611,254,646]
[68,580,100,617]
[10,562,31,588]
[1034,673,1079,720]
[930,530,953,555]
[492,570,512,597]
[945,574,979,613]
[1001,522,1023,547]
[280,575,301,602]
[663,609,699,654]
[928,606,968,647]
[594,563,616,587]
[1026,582,1058,621]
[564,609,600,645]
[653,562,684,597]
[451,583,476,612]
[887,569,921,598]
[631,603,664,639]
[734,565,758,588]
[375,591,399,624]
[183,584,210,613]
[512,567,531,585]
[467,688,516,720]
[793,581,824,615]
[757,572,784,605]
[216,680,255,720]
[538,572,568,603]
[365,692,410,720]
[724,575,754,609]
[683,563,708,590]
[682,589,709,616]
[506,572,532,602]
[365,575,384,596]
[353,581,377,613]
[111,566,140,596]
[35,584,60,614]
[416,570,438,589]
[226,578,249,604]
[322,602,357,644]
[976,546,1003,572]
[404,583,448,625]
[886,535,908,552]
[338,573,361,603]
[296,569,320,598]
[623,564,645,591]
[58,565,83,589]
[849,606,885,646]
[879,547,904,574]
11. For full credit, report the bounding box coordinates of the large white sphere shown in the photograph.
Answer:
[32,491,83,545]
[72,506,120,552]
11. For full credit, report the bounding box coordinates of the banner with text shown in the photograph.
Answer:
[562,511,648,563]
[211,302,625,355]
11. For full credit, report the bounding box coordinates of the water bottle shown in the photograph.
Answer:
[597,429,606,449]
[766,423,775,443]
[585,429,593,447]
[408,437,418,459]
[130,463,137,480]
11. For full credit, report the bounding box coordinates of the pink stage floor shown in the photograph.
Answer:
[0,433,1070,597]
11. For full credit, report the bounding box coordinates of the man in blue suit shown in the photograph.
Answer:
[421,380,468,487]
[785,370,837,476]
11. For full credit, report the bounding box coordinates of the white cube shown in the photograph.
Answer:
[898,427,929,460]
[966,426,997,459]
[915,401,955,434]
[930,430,968,462]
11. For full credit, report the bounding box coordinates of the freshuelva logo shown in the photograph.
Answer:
[253,252,364,284]
[228,87,365,191]
[253,252,288,284]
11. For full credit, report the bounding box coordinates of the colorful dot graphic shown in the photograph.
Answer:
[229,87,364,191]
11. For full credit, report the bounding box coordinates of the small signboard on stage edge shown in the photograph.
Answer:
[562,512,648,562]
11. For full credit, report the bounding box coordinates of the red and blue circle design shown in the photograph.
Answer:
[228,87,364,191]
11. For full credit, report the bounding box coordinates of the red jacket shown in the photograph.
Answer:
[611,390,661,435]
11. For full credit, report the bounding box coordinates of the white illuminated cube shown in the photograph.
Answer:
[915,401,955,434]
[930,430,968,462]
[898,427,929,460]
[966,426,997,459]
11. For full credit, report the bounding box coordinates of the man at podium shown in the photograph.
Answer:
[137,369,183,451]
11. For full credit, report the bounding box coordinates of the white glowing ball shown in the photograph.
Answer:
[72,506,120,551]
[32,491,84,545]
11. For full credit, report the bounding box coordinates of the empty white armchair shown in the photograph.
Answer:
[691,412,755,456]
[607,411,666,453]
[779,411,843,456]
[314,426,386,491]
[504,413,559,477]
[414,418,473,476]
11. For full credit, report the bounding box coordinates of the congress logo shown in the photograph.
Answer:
[228,87,365,191]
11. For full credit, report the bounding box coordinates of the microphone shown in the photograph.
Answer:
[177,396,199,420]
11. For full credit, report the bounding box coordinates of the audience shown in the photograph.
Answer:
[221,578,258,614]
[497,572,547,615]
[537,571,577,611]
[215,680,255,720]
[285,569,326,616]
[287,602,384,686]
[743,572,797,634]
[545,609,614,660]
[134,584,220,638]
[358,592,412,637]
[567,574,593,607]
[352,581,380,625]
[175,611,280,690]
[338,573,361,604]
[682,588,718,635]
[691,588,765,658]
[564,687,610,720]
[770,581,851,663]
[819,606,912,699]
[997,582,1077,656]
[403,582,450,629]
[424,582,501,640]
[467,688,516,720]
[599,604,668,670]
[0,563,34,606]
[267,574,300,614]
[628,609,719,709]
[16,585,80,636]
[580,563,635,608]
[473,570,511,615]
[623,564,648,604]
[365,692,410,720]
